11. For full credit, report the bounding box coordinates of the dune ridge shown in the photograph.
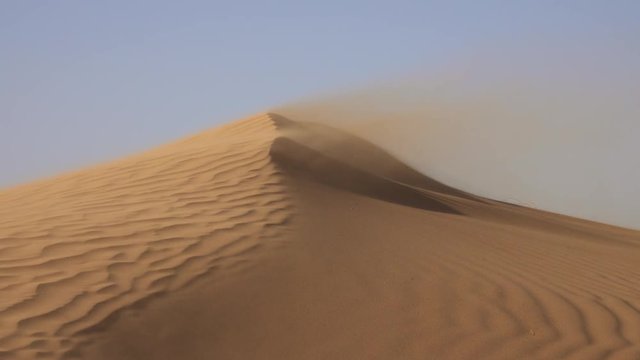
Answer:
[1,113,640,359]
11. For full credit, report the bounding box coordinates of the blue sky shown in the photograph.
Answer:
[1,1,639,196]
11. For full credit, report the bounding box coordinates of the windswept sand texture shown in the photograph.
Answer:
[0,115,291,358]
[1,113,640,359]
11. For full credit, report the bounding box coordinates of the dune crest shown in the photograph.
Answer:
[2,113,640,359]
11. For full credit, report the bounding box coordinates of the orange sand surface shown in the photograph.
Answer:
[1,113,639,359]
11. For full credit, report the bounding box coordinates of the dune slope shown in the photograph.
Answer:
[1,113,640,359]
[0,114,291,359]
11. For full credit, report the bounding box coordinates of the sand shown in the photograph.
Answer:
[1,113,639,359]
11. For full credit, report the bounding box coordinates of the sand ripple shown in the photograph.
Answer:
[0,114,291,359]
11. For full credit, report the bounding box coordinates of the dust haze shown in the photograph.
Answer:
[274,49,640,229]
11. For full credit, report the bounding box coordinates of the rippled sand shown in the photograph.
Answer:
[1,113,639,359]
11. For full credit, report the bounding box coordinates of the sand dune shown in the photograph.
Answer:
[1,113,639,359]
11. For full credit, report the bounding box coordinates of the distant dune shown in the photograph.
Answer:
[1,113,639,359]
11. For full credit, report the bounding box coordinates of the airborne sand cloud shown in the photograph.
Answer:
[275,48,640,229]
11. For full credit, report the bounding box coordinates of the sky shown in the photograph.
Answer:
[1,1,639,227]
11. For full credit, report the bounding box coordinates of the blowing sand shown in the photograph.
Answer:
[1,113,639,359]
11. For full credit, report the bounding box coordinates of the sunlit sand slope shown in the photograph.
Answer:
[0,114,291,359]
